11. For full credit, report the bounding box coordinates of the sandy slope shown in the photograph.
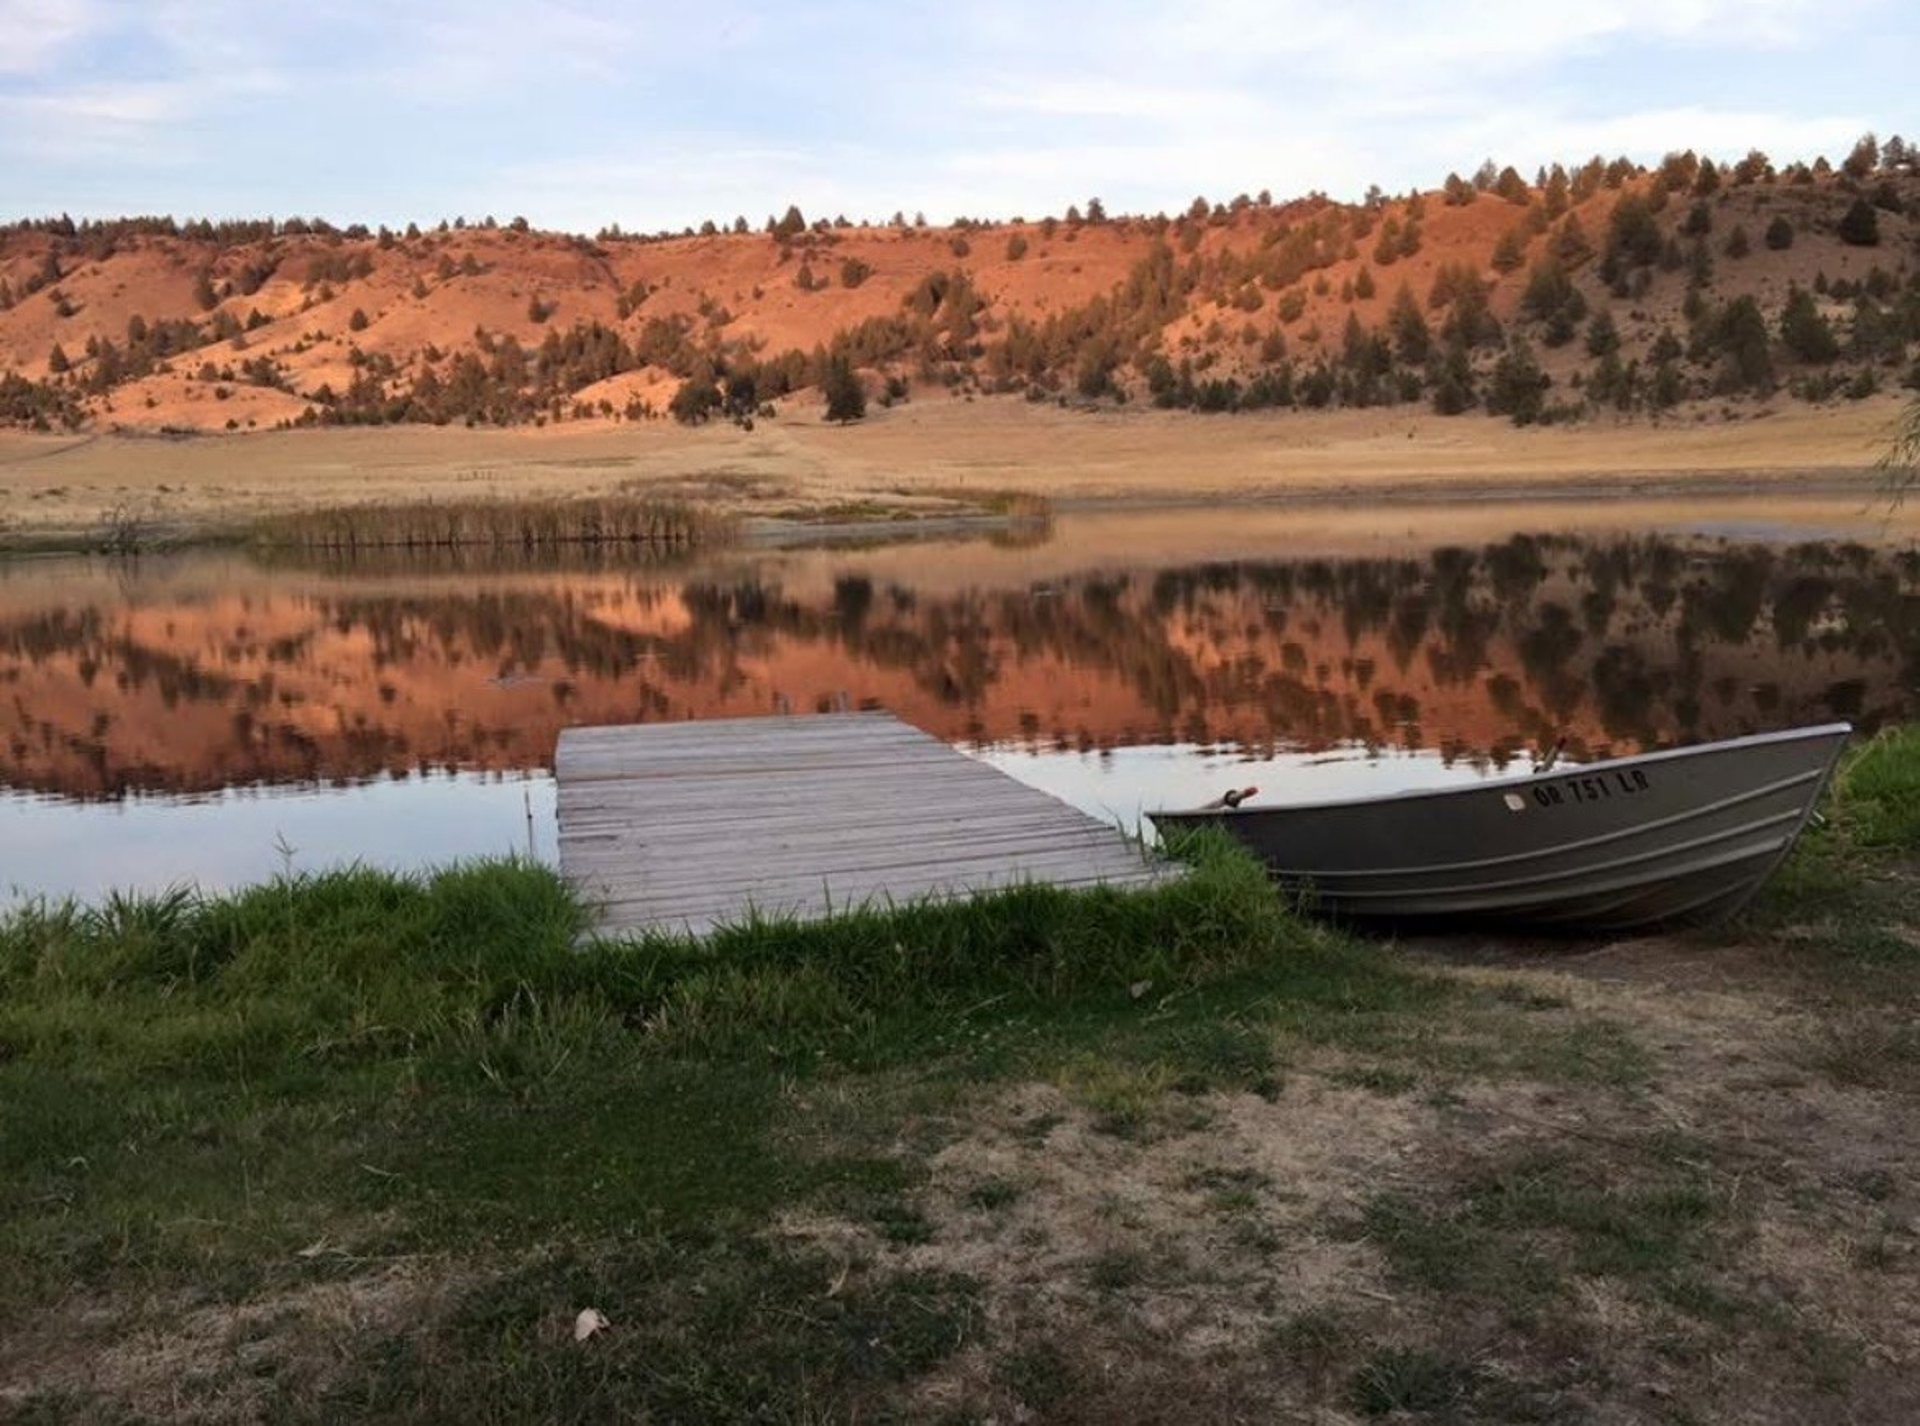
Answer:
[0,394,1910,545]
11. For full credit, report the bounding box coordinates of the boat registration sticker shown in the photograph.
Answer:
[1532,768,1651,808]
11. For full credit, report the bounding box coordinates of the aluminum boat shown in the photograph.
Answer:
[1148,724,1851,932]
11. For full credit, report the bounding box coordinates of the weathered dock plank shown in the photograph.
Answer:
[555,711,1170,936]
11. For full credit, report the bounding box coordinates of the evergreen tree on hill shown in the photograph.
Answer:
[1387,284,1430,365]
[1779,285,1839,362]
[823,354,866,422]
[1838,198,1880,246]
[1843,133,1880,180]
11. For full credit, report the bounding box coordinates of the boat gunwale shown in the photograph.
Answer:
[1147,721,1853,822]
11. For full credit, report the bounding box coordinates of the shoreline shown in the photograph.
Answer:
[0,468,1900,559]
[1,395,1909,553]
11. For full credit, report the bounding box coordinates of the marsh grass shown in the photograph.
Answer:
[249,495,734,553]
[915,485,1055,520]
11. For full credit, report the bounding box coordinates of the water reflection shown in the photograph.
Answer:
[0,772,557,904]
[2,522,1914,806]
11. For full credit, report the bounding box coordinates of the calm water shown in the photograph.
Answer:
[3,493,1916,902]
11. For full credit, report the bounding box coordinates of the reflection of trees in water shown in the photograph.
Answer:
[2,531,1918,797]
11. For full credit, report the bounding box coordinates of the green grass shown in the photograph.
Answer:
[1834,723,1920,853]
[1736,724,1920,991]
[0,836,1435,1418]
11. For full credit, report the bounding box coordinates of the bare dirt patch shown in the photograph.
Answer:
[0,1261,465,1423]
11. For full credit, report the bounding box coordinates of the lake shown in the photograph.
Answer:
[3,492,1916,903]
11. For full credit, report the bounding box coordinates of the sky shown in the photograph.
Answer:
[1,0,1914,234]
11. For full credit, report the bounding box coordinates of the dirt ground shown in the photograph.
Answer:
[778,915,1920,1423]
[0,394,1909,546]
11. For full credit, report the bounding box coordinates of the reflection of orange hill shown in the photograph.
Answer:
[2,532,1914,799]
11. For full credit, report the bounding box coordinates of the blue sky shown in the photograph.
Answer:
[2,0,1913,233]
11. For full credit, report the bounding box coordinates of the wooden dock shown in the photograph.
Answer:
[555,712,1170,936]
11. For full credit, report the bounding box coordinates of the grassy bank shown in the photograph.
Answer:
[4,738,1919,1422]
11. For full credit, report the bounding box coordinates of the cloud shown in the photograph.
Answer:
[971,80,1267,126]
[0,82,200,167]
[1437,105,1871,173]
[0,0,105,75]
[0,0,1904,227]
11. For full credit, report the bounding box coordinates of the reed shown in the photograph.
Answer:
[246,537,704,575]
[249,495,736,552]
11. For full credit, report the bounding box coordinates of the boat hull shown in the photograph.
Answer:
[1149,724,1851,933]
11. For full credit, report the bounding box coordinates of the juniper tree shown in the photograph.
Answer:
[1491,227,1527,273]
[1839,199,1880,246]
[1585,309,1620,358]
[823,353,865,422]
[1388,284,1430,365]
[1843,133,1880,180]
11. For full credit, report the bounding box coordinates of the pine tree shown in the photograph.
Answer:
[1585,309,1620,358]
[1779,285,1839,362]
[1494,166,1531,204]
[1764,216,1794,250]
[823,353,866,422]
[1429,336,1475,414]
[1487,337,1549,424]
[1388,284,1430,365]
[1843,133,1880,180]
[1711,296,1774,391]
[1491,227,1527,273]
[1543,166,1571,219]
